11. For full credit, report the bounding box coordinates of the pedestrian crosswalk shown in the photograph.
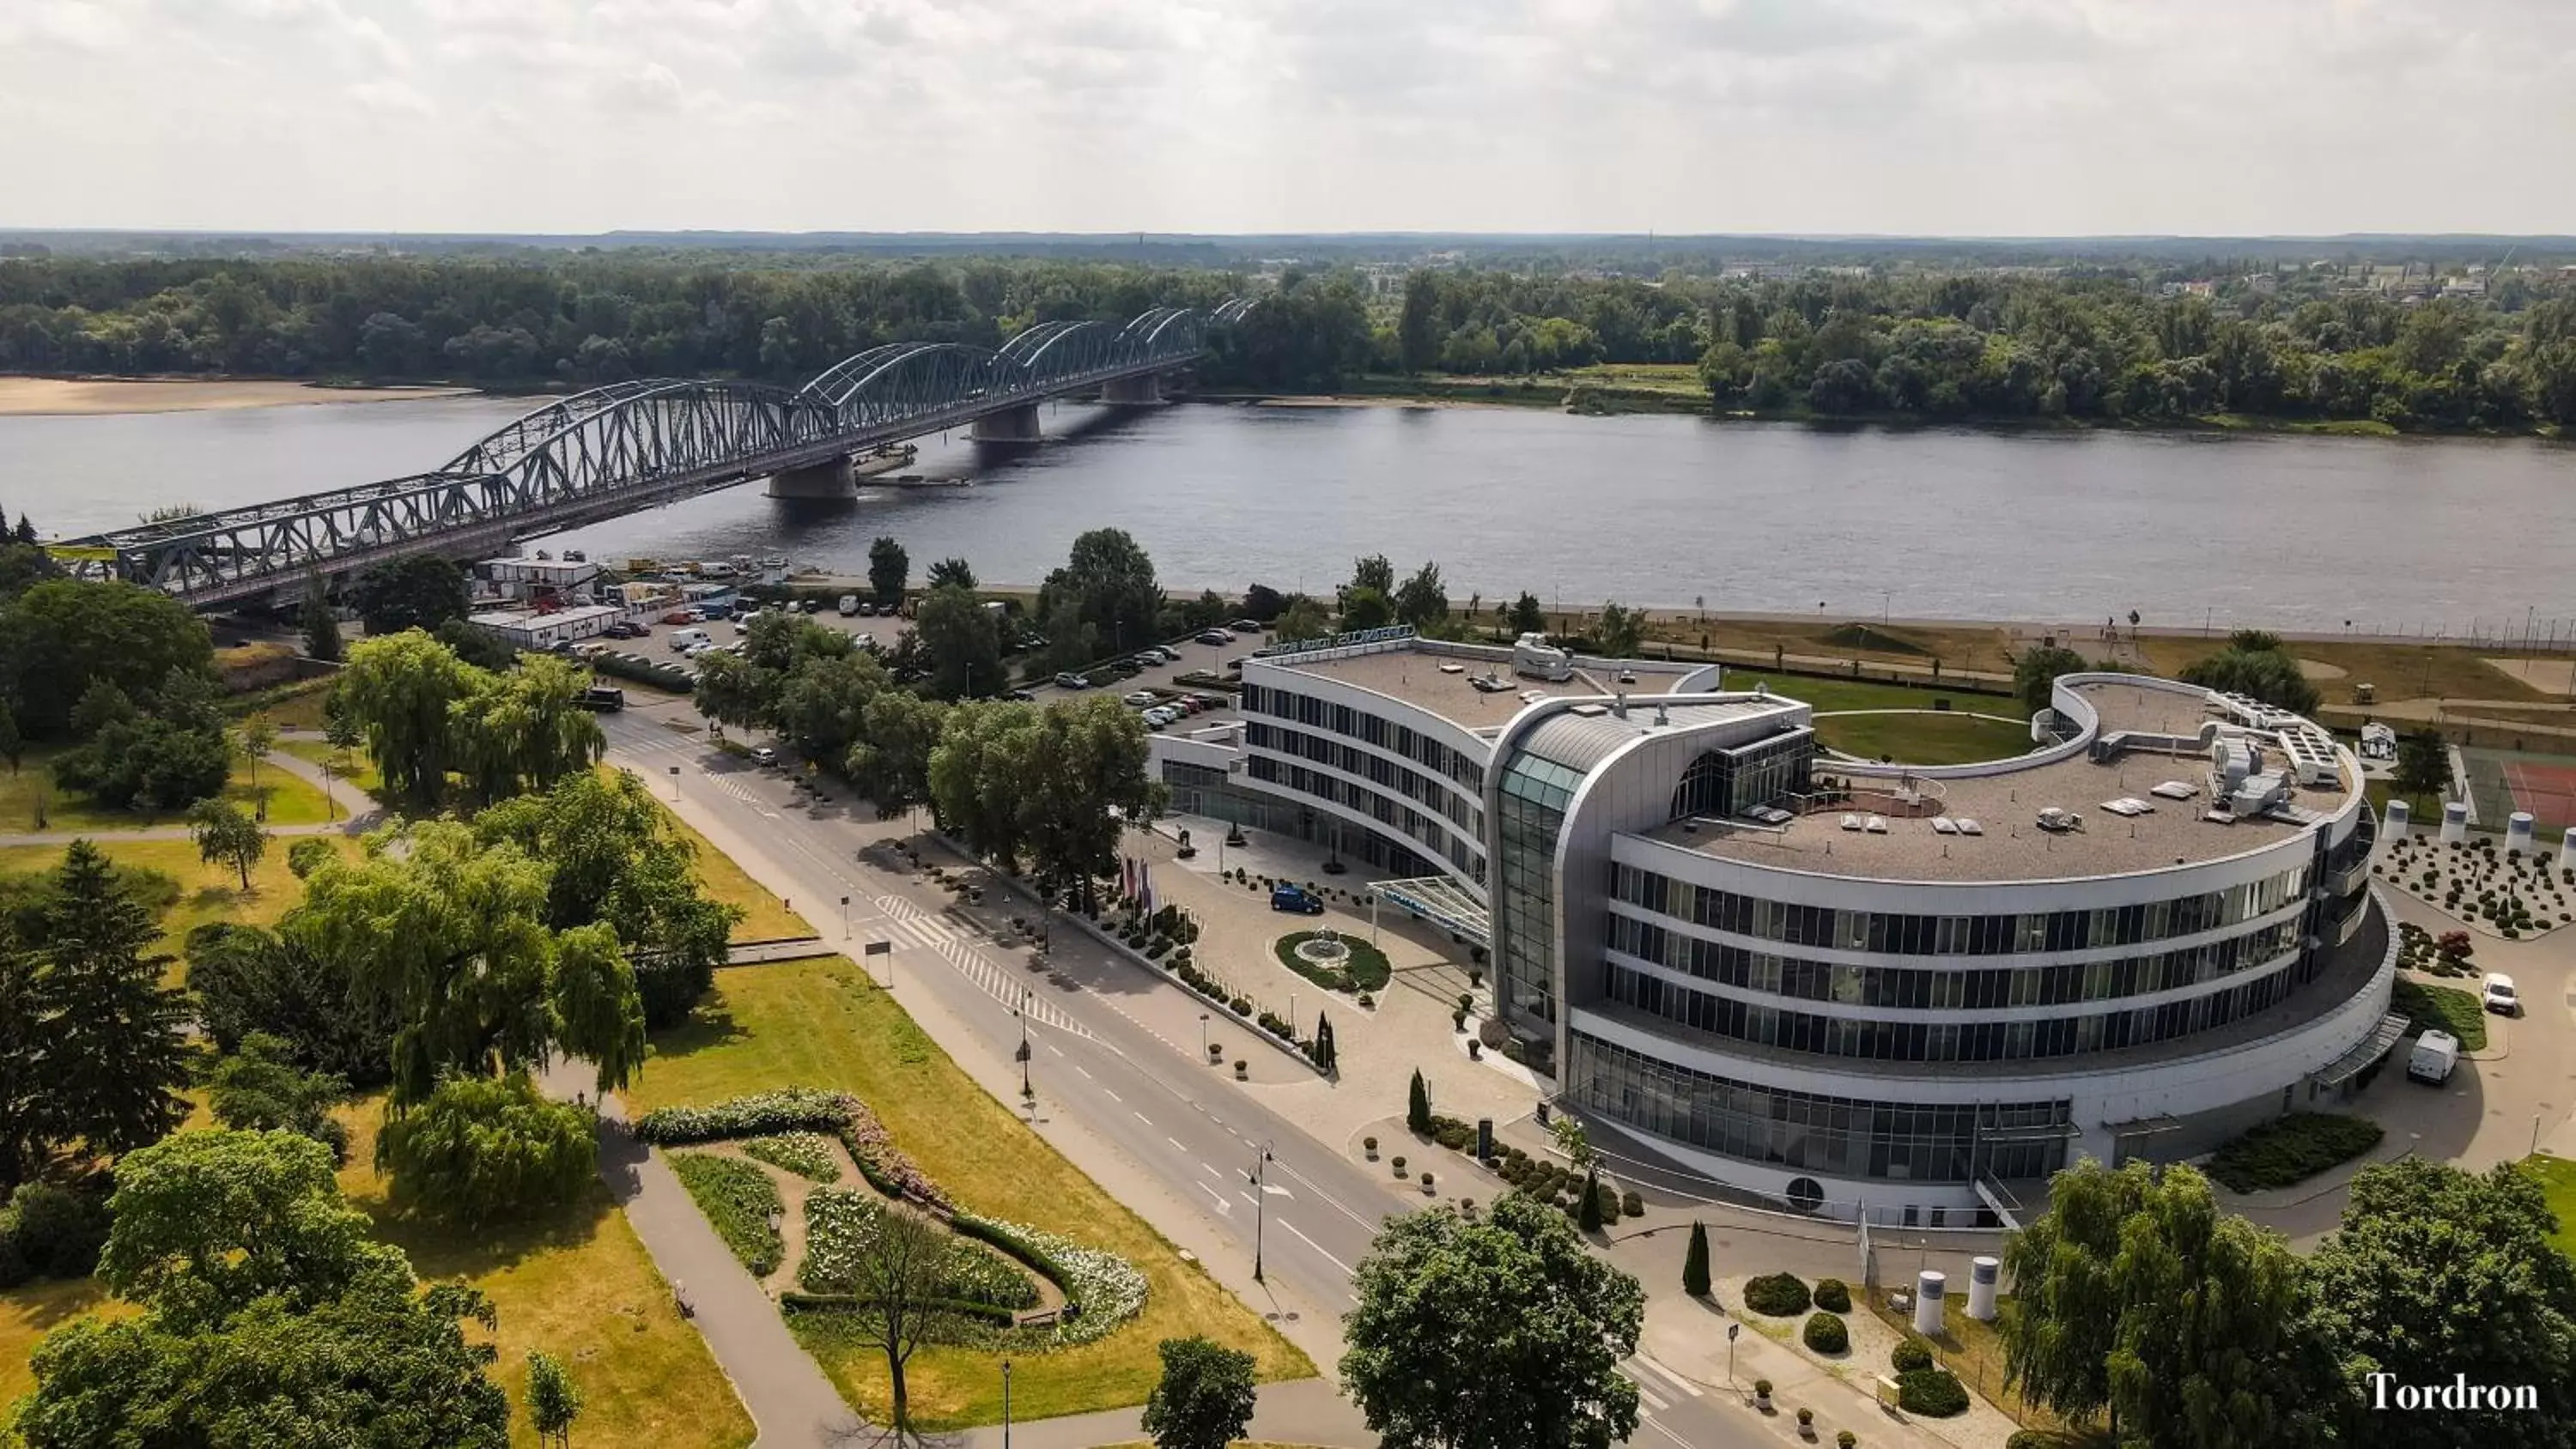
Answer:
[1620,1354,1703,1417]
[934,937,1084,1034]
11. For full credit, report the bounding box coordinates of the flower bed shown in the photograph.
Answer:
[740,1132,842,1183]
[956,1213,1147,1346]
[635,1089,949,1211]
[799,1188,1044,1314]
[1272,931,1393,993]
[671,1153,784,1277]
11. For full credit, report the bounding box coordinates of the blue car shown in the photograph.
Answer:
[1270,884,1326,915]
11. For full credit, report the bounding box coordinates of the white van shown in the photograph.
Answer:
[669,627,713,654]
[2407,1030,2460,1085]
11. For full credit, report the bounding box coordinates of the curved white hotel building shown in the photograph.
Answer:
[1152,629,2396,1222]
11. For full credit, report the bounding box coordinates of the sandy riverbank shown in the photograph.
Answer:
[0,377,474,417]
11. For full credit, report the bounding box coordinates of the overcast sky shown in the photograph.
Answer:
[3,0,2571,237]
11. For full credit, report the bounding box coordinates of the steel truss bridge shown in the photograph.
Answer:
[63,300,1258,610]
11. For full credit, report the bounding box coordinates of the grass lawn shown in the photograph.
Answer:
[1723,671,2028,718]
[1865,1287,2086,1437]
[626,955,1314,1429]
[2391,978,2488,1052]
[2133,636,2553,706]
[1641,617,2023,680]
[0,834,366,979]
[233,676,337,732]
[2524,1153,2576,1260]
[646,788,813,942]
[278,738,385,801]
[0,1276,133,1410]
[0,746,333,833]
[337,1101,754,1449]
[1814,710,2036,766]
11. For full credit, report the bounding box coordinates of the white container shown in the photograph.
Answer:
[1913,1270,1946,1337]
[2384,798,2410,841]
[2507,811,2536,856]
[2560,826,2576,873]
[2441,801,2470,845]
[1967,1257,2000,1320]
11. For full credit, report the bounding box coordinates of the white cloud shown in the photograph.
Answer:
[0,0,2570,232]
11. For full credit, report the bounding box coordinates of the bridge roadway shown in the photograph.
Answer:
[61,300,1255,612]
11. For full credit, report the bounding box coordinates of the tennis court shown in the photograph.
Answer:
[2460,746,2576,834]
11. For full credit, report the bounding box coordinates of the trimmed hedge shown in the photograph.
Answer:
[1743,1271,1813,1317]
[1802,1311,1849,1354]
[1891,1337,1934,1374]
[590,651,697,692]
[1814,1276,1852,1313]
[670,1154,783,1276]
[778,1291,1019,1327]
[1897,1367,1970,1417]
[635,1088,848,1143]
[2206,1113,2385,1193]
[1272,931,1393,992]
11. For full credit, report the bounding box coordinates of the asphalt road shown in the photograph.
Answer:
[601,704,1762,1449]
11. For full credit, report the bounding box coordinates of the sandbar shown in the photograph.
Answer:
[0,377,472,417]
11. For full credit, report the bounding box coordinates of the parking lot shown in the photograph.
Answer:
[574,596,909,682]
[1023,623,1259,731]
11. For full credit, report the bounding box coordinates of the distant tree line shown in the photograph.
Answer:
[7,252,2571,427]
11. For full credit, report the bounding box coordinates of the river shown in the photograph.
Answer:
[4,392,2571,634]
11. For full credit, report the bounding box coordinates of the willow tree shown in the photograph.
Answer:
[449,654,605,809]
[338,630,477,810]
[288,822,646,1104]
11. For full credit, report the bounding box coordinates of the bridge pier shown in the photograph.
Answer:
[767,457,855,499]
[970,403,1043,443]
[1102,373,1165,404]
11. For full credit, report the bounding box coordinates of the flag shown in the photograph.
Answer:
[1121,856,1136,902]
[1141,863,1156,916]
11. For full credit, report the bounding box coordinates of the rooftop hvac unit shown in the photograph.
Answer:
[1511,633,1574,682]
[2036,807,2083,834]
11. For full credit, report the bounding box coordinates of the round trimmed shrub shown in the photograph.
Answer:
[2008,1433,2053,1449]
[1802,1311,1849,1354]
[1891,1337,1934,1374]
[1897,1367,1969,1417]
[1743,1271,1813,1317]
[1814,1276,1852,1313]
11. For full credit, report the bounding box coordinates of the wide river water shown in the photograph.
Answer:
[4,393,2572,633]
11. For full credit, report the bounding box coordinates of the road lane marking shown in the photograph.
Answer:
[1103,1088,1121,1102]
[1168,1137,1191,1154]
[1044,1042,1064,1057]
[1631,1353,1701,1397]
[1075,1065,1093,1080]
[1197,1182,1232,1215]
[1200,1162,1225,1181]
[1133,1111,1153,1126]
[1620,1373,1670,1414]
[1276,1218,1356,1276]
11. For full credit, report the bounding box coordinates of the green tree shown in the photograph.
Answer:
[847,1203,951,1434]
[1682,1220,1711,1298]
[1509,592,1547,635]
[435,615,521,671]
[450,654,606,808]
[2014,644,2092,713]
[1341,586,1394,631]
[867,535,909,608]
[17,1128,512,1448]
[1140,1335,1259,1449]
[302,572,343,663]
[290,820,642,1104]
[1274,595,1331,643]
[1594,603,1645,659]
[914,584,1007,700]
[1352,555,1397,597]
[339,629,479,810]
[188,797,269,889]
[1577,1166,1605,1232]
[925,556,978,591]
[0,578,215,738]
[1406,1069,1431,1135]
[691,649,771,737]
[1343,1194,1644,1449]
[473,771,740,1030]
[376,1072,598,1226]
[775,648,891,764]
[2393,729,2450,804]
[37,840,192,1164]
[0,700,20,774]
[2306,1159,2576,1447]
[238,717,278,799]
[1040,528,1163,658]
[928,700,1036,867]
[2180,641,2322,715]
[206,1030,349,1161]
[848,690,950,822]
[1393,562,1449,628]
[526,1349,584,1449]
[185,921,398,1089]
[351,554,471,636]
[2003,1159,2331,1446]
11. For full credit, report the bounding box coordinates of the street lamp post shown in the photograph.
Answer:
[1251,1141,1274,1282]
[840,894,850,940]
[1200,1011,1211,1062]
[1001,1361,1013,1449]
[1016,991,1033,1100]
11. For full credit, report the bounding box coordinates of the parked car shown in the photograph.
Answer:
[732,609,762,634]
[1194,628,1233,646]
[750,746,778,767]
[1054,671,1091,689]
[1229,619,1265,634]
[1144,707,1177,726]
[1122,689,1160,707]
[669,627,713,653]
[2408,1029,2460,1084]
[660,609,700,626]
[1005,688,1036,702]
[2482,973,2520,1016]
[604,620,648,639]
[838,594,860,615]
[578,686,626,712]
[1140,646,1181,664]
[855,601,877,616]
[700,601,733,620]
[1270,883,1327,915]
